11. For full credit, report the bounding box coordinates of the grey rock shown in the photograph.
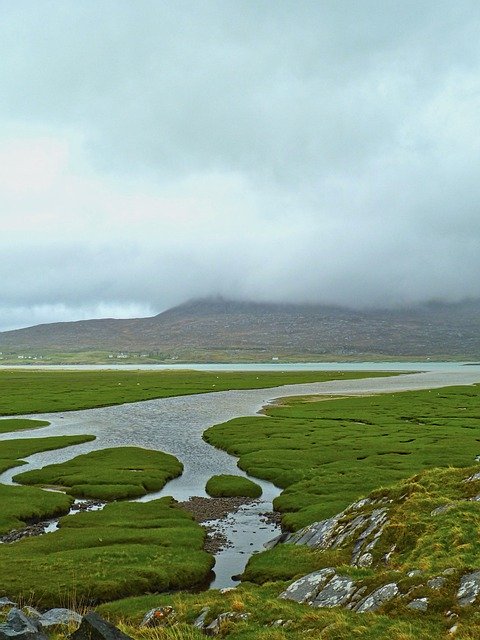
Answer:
[312,575,357,608]
[0,600,17,610]
[443,568,456,576]
[263,532,289,550]
[0,609,47,640]
[140,607,175,628]
[356,553,373,568]
[464,472,480,483]
[407,598,428,612]
[21,611,40,622]
[69,612,133,640]
[193,607,209,630]
[449,625,458,634]
[280,568,335,604]
[204,612,250,636]
[427,577,446,590]
[407,570,423,577]
[354,583,399,612]
[38,609,82,628]
[457,571,480,606]
[270,619,293,628]
[431,504,455,516]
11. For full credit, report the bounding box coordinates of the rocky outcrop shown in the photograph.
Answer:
[270,496,390,568]
[0,609,47,640]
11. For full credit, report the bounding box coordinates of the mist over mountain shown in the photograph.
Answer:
[1,297,480,361]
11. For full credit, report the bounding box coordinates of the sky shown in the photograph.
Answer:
[1,1,480,331]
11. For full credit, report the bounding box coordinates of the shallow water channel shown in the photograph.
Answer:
[2,368,480,588]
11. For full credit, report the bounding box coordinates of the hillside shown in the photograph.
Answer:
[1,298,480,362]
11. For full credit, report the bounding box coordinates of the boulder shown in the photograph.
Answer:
[280,568,335,604]
[354,583,399,612]
[312,575,357,608]
[0,608,47,640]
[427,577,446,590]
[69,612,133,640]
[457,571,480,606]
[38,609,82,628]
[407,598,428,612]
[193,607,210,629]
[204,612,250,636]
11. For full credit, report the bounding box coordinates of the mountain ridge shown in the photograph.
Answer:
[1,297,480,360]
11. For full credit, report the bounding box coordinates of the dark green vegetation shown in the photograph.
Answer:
[0,418,50,433]
[205,474,262,499]
[204,384,480,530]
[14,446,183,500]
[0,497,213,607]
[0,434,95,533]
[0,369,391,415]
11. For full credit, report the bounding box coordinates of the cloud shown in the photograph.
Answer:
[0,1,480,330]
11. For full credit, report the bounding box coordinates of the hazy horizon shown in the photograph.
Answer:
[2,1,480,331]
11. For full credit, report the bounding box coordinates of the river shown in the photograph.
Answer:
[1,366,480,588]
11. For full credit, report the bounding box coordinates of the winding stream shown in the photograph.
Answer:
[2,368,480,587]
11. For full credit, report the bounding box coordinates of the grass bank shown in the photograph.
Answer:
[0,418,50,433]
[0,497,213,607]
[204,384,480,529]
[0,369,393,415]
[14,446,183,500]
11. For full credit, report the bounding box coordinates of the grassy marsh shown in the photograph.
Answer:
[205,474,262,499]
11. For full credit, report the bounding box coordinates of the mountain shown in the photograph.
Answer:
[1,297,480,361]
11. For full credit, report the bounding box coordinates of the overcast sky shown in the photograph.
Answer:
[1,1,480,330]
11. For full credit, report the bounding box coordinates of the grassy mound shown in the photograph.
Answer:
[14,446,183,500]
[0,418,50,434]
[0,497,213,607]
[204,384,480,529]
[205,474,262,498]
[0,369,393,415]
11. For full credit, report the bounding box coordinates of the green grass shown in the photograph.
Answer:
[205,474,262,499]
[0,497,213,607]
[0,369,393,415]
[0,434,95,533]
[0,484,74,535]
[0,418,50,433]
[97,582,446,639]
[0,434,96,475]
[204,384,480,530]
[14,447,183,500]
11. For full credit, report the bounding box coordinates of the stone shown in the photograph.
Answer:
[312,575,357,608]
[427,577,446,590]
[449,625,458,634]
[140,607,175,628]
[407,598,428,612]
[0,600,17,610]
[38,609,82,627]
[0,608,47,640]
[443,568,456,576]
[280,568,335,604]
[204,612,250,637]
[463,472,480,483]
[407,570,423,577]
[69,612,133,640]
[356,553,373,568]
[431,504,455,516]
[457,571,480,606]
[21,611,40,622]
[354,583,399,612]
[193,607,210,630]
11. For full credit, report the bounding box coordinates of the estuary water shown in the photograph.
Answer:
[1,366,480,587]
